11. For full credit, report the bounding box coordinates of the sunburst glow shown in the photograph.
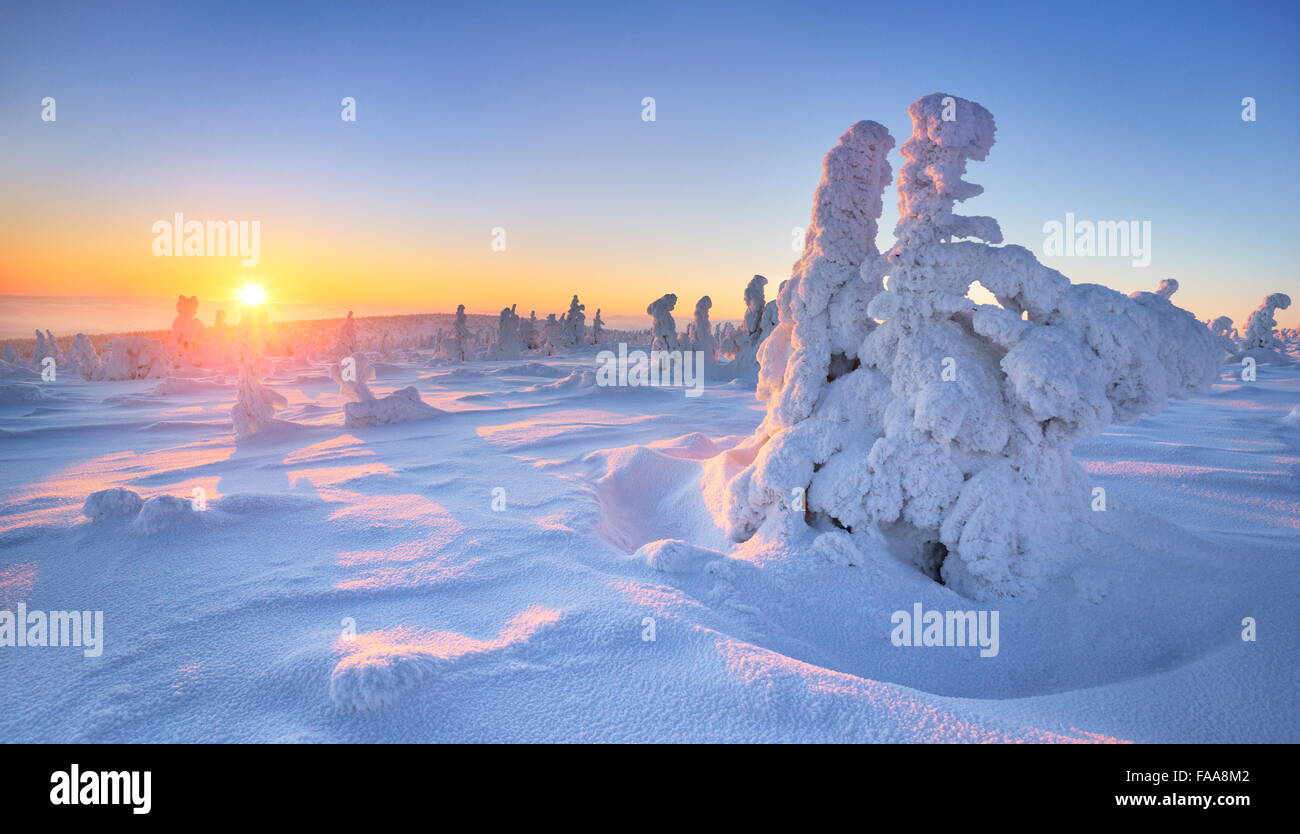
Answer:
[236,283,267,306]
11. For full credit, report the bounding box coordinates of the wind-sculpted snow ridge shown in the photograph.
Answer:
[713,94,1222,600]
[328,605,562,710]
[0,382,56,403]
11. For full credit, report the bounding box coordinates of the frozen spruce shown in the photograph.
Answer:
[452,304,471,361]
[94,336,169,380]
[713,119,895,543]
[490,305,523,360]
[230,313,289,438]
[731,275,769,380]
[1208,316,1238,354]
[561,295,586,347]
[170,294,206,365]
[713,94,1222,599]
[1236,292,1292,362]
[69,333,100,380]
[647,293,679,351]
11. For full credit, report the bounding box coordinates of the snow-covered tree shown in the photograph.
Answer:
[647,293,679,351]
[522,311,539,350]
[490,305,523,359]
[562,295,586,347]
[1207,316,1238,355]
[1240,292,1292,351]
[590,309,605,345]
[732,275,773,380]
[95,337,169,380]
[716,321,739,358]
[170,294,205,365]
[230,313,287,438]
[714,118,894,543]
[687,297,715,356]
[452,304,470,361]
[541,313,561,354]
[713,94,1222,600]
[69,333,100,380]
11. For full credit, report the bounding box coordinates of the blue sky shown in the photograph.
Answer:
[1,0,1296,332]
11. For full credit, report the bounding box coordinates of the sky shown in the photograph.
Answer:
[0,0,1296,336]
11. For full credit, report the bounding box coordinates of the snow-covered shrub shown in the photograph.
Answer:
[83,487,145,521]
[647,293,679,351]
[342,384,441,428]
[713,94,1222,600]
[94,337,169,380]
[134,494,195,534]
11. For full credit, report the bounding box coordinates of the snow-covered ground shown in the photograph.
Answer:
[0,347,1295,742]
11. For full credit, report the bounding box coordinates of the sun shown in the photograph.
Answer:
[236,283,267,306]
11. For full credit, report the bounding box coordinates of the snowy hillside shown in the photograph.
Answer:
[0,345,1295,742]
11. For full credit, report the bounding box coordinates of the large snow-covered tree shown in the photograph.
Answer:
[712,94,1221,599]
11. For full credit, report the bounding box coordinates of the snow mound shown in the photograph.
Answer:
[82,489,199,533]
[633,538,729,576]
[83,488,145,522]
[431,368,487,381]
[0,361,40,380]
[490,362,569,378]
[134,494,196,534]
[343,386,442,428]
[151,376,230,396]
[0,383,55,403]
[328,606,562,711]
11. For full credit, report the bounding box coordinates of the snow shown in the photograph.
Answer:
[1,340,1294,742]
[0,94,1295,742]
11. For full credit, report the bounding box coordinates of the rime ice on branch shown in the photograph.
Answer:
[714,94,1221,599]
